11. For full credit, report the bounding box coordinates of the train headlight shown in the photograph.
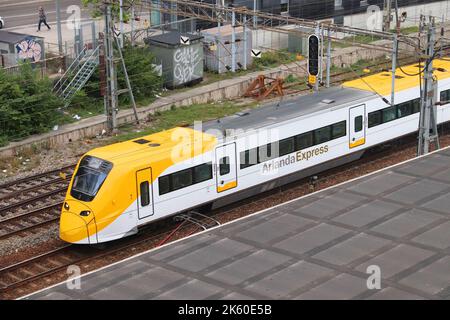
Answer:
[80,210,91,217]
[64,202,70,211]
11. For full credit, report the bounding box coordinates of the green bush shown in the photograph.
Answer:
[253,50,297,68]
[83,44,162,107]
[0,64,64,146]
[118,46,163,104]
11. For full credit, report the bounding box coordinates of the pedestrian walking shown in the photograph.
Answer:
[37,6,51,32]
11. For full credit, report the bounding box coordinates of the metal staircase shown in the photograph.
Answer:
[54,45,100,107]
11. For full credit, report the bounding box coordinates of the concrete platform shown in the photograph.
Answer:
[25,147,450,300]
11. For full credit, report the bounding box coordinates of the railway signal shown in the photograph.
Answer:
[308,34,320,88]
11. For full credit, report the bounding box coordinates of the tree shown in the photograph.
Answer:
[0,64,64,146]
[81,0,138,21]
[83,44,162,105]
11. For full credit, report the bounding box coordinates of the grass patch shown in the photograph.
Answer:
[110,101,258,143]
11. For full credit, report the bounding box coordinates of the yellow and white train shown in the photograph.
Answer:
[60,59,450,244]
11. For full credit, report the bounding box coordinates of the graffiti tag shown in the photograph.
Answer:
[173,47,201,85]
[16,37,42,62]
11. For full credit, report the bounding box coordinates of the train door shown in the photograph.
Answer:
[136,168,154,219]
[349,104,366,149]
[215,143,238,193]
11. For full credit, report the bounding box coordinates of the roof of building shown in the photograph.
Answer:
[145,31,203,46]
[0,30,43,44]
[343,58,450,95]
[201,24,246,37]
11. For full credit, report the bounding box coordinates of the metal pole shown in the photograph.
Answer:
[320,26,324,85]
[119,0,124,48]
[326,27,331,88]
[253,0,257,29]
[418,17,439,155]
[105,4,117,133]
[114,35,139,124]
[92,21,97,49]
[314,25,320,92]
[390,33,397,107]
[243,14,247,70]
[131,3,135,46]
[231,10,236,73]
[383,0,392,32]
[56,0,63,54]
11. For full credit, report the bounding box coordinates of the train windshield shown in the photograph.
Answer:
[70,156,113,202]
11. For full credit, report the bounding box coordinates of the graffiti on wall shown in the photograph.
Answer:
[173,46,201,85]
[16,37,42,62]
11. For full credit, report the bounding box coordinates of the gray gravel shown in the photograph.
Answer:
[0,224,60,257]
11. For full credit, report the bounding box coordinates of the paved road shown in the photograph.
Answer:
[0,0,92,30]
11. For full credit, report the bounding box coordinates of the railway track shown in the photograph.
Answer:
[0,204,62,241]
[0,165,75,240]
[0,218,205,295]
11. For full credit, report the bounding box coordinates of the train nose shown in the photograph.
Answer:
[60,211,90,244]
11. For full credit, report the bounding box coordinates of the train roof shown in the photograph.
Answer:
[85,127,217,167]
[343,58,450,95]
[87,87,374,167]
[202,86,374,134]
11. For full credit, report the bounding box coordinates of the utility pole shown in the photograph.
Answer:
[326,26,331,88]
[418,16,440,156]
[56,0,63,54]
[390,32,397,107]
[103,1,140,133]
[119,0,124,48]
[243,14,247,70]
[131,1,135,46]
[104,3,118,133]
[231,9,236,73]
[383,0,392,32]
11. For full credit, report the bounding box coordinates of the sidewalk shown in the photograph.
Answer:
[6,16,148,50]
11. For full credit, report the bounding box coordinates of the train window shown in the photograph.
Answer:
[219,157,230,175]
[240,148,258,169]
[440,89,450,103]
[331,121,346,138]
[279,137,295,156]
[140,181,150,207]
[382,106,397,123]
[314,126,331,145]
[368,111,381,128]
[258,143,275,163]
[397,101,413,118]
[412,99,421,113]
[158,176,170,195]
[193,163,212,183]
[354,116,363,132]
[295,132,313,150]
[171,168,193,191]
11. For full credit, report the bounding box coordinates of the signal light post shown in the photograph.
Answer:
[308,33,320,92]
